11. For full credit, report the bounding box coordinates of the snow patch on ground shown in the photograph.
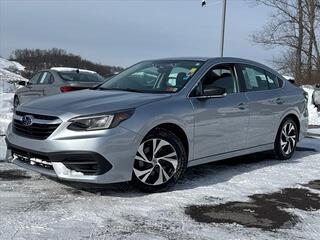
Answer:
[0,58,26,136]
[0,57,25,72]
[0,90,15,136]
[303,86,320,125]
[0,138,6,160]
[0,68,26,84]
[0,92,14,158]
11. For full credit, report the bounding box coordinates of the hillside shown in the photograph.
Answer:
[10,48,123,78]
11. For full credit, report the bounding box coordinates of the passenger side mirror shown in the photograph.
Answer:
[17,80,27,86]
[288,79,295,84]
[197,86,227,100]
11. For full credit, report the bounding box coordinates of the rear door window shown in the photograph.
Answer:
[240,65,269,91]
[266,72,280,89]
[38,72,54,84]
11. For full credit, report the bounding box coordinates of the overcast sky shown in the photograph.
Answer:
[0,0,277,67]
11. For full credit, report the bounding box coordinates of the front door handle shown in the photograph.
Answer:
[275,97,285,105]
[237,102,247,110]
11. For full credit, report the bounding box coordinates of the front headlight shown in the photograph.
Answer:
[67,109,134,131]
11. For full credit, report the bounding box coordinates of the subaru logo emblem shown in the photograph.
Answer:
[21,115,33,127]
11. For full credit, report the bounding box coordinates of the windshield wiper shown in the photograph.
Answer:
[98,87,145,93]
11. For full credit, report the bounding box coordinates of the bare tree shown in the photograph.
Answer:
[251,0,320,85]
[10,48,123,78]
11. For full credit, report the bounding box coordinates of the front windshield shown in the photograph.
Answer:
[99,60,204,93]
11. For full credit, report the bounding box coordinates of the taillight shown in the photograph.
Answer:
[60,86,78,92]
[303,91,309,102]
[303,90,309,116]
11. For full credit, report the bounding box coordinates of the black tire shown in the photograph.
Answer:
[131,128,187,192]
[13,95,20,110]
[274,118,298,160]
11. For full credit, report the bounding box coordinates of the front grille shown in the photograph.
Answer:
[13,112,61,140]
[13,120,60,140]
[15,111,58,121]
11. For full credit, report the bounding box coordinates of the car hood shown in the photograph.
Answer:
[19,89,171,116]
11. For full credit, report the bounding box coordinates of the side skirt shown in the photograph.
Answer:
[188,143,274,167]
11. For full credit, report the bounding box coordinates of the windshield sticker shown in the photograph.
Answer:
[187,68,198,77]
[166,87,178,92]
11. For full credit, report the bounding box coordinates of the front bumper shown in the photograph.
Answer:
[6,123,141,184]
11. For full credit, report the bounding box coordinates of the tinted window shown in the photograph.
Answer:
[58,71,103,82]
[29,72,42,84]
[241,65,269,91]
[266,72,280,89]
[192,65,237,96]
[204,65,237,94]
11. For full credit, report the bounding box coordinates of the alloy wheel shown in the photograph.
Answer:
[280,122,297,155]
[133,138,178,186]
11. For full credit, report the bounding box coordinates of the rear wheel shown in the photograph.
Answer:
[274,118,298,160]
[131,128,187,192]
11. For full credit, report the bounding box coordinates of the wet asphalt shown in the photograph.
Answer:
[185,180,320,231]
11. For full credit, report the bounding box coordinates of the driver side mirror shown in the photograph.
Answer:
[198,86,227,100]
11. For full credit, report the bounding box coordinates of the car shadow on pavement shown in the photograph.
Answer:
[50,146,318,196]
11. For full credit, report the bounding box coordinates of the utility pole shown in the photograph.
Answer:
[220,0,227,57]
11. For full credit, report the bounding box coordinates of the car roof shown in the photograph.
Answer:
[147,57,283,80]
[150,57,265,65]
[151,57,211,62]
[49,67,97,74]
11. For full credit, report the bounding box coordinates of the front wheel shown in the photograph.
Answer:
[131,128,187,192]
[274,118,298,160]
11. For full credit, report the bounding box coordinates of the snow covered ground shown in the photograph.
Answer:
[0,137,319,239]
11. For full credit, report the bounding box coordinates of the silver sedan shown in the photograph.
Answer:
[14,67,105,109]
[6,58,308,192]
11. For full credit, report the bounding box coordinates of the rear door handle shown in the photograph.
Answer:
[275,97,285,105]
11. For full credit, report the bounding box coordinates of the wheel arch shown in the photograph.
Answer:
[145,123,190,161]
[279,112,301,141]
